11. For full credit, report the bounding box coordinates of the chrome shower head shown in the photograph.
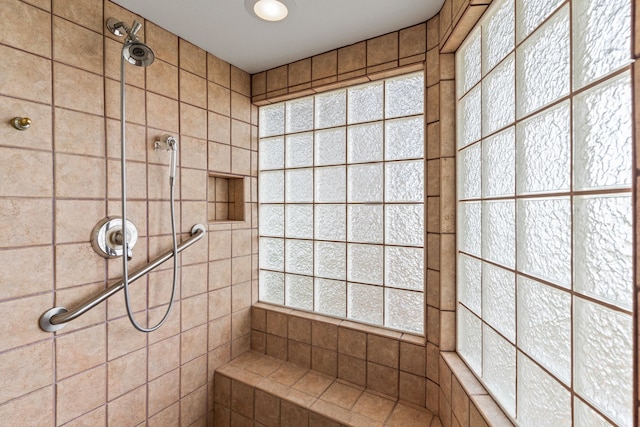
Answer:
[123,41,155,66]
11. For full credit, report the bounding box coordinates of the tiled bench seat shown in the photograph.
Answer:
[213,351,442,427]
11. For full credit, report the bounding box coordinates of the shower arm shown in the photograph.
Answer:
[38,224,206,332]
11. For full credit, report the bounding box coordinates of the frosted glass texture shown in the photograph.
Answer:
[517,198,571,287]
[385,73,424,118]
[315,204,346,241]
[456,0,633,423]
[286,98,314,133]
[347,82,383,124]
[315,278,346,317]
[259,73,424,335]
[285,204,313,239]
[285,274,313,310]
[516,5,569,118]
[347,122,383,163]
[348,283,383,325]
[315,128,346,166]
[286,132,313,168]
[385,246,423,291]
[483,326,516,417]
[482,127,514,198]
[385,161,424,202]
[573,0,631,89]
[315,90,346,129]
[385,289,423,333]
[259,137,284,170]
[574,72,632,190]
[315,166,346,203]
[516,101,570,194]
[574,195,632,309]
[517,353,571,426]
[385,117,424,160]
[574,298,633,427]
[347,244,383,285]
[517,276,571,384]
[259,204,284,237]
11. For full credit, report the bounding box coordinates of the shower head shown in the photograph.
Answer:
[123,41,155,66]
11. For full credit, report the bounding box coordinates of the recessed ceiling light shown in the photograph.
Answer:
[245,0,294,22]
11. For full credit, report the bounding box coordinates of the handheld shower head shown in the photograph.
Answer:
[123,41,155,67]
[155,135,178,185]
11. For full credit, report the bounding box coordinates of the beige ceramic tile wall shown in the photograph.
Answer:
[0,0,258,425]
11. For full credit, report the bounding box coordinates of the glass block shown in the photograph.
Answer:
[315,241,346,280]
[259,171,284,203]
[573,0,631,89]
[259,237,284,271]
[315,90,346,129]
[347,164,383,203]
[385,204,423,247]
[285,204,313,239]
[516,0,564,42]
[574,297,633,427]
[516,5,569,118]
[347,122,383,163]
[285,132,313,168]
[456,27,481,99]
[482,263,515,342]
[385,246,423,291]
[574,195,632,310]
[517,352,571,426]
[315,128,346,166]
[574,71,632,190]
[458,143,481,200]
[483,326,516,417]
[259,103,285,137]
[575,398,615,427]
[347,244,383,285]
[285,274,313,310]
[347,283,383,325]
[315,166,346,203]
[259,204,284,237]
[482,0,514,75]
[285,168,313,203]
[347,81,384,124]
[457,85,481,148]
[385,289,423,333]
[285,239,313,275]
[482,127,514,198]
[385,72,424,118]
[517,276,571,384]
[347,204,383,244]
[517,198,571,287]
[315,204,346,241]
[315,278,346,317]
[482,53,515,136]
[385,117,424,160]
[516,101,570,194]
[259,137,284,170]
[457,305,482,375]
[482,200,515,268]
[286,98,314,133]
[385,161,424,203]
[457,254,481,315]
[259,270,284,304]
[457,201,481,257]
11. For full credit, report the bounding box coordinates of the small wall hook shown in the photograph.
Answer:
[12,117,31,131]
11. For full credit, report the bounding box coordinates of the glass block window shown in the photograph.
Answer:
[259,72,425,334]
[456,0,633,425]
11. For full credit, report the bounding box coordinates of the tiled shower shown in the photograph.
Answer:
[0,0,637,426]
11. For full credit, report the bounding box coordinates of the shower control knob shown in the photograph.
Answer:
[91,217,138,259]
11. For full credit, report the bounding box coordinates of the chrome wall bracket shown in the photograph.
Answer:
[91,217,138,259]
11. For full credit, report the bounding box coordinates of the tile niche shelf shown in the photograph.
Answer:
[208,173,246,223]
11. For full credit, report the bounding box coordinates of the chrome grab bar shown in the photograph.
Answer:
[39,224,206,332]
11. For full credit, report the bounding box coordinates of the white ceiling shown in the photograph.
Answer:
[112,0,445,74]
